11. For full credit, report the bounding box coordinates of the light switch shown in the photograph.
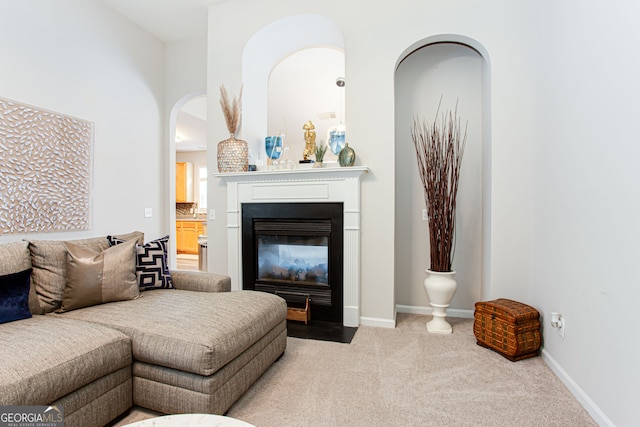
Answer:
[144,208,152,218]
[209,209,216,220]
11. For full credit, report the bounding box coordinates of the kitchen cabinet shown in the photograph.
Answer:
[176,221,206,254]
[176,162,194,203]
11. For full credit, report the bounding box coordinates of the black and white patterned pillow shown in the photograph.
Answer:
[107,235,173,291]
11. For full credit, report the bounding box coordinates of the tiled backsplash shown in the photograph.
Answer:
[176,202,197,216]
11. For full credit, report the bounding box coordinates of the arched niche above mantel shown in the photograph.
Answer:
[267,47,345,163]
[242,15,345,163]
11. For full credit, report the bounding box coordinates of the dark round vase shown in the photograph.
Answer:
[338,143,356,167]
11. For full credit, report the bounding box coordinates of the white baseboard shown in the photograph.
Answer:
[541,349,614,427]
[359,315,396,329]
[396,304,475,319]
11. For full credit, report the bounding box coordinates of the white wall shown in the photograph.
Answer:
[528,3,640,425]
[165,37,208,110]
[0,0,166,243]
[207,0,636,425]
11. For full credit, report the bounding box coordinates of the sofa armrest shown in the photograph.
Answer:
[170,270,231,293]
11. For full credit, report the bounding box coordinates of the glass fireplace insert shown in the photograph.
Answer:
[242,203,343,323]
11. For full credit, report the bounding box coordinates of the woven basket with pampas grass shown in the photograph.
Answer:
[217,84,248,173]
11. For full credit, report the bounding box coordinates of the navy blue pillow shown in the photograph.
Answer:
[0,268,33,324]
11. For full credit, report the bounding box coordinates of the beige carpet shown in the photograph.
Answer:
[114,314,596,427]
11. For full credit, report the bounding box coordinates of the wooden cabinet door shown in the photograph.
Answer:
[183,223,199,254]
[176,162,186,202]
[176,162,194,203]
[176,221,203,254]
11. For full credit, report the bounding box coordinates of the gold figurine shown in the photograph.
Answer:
[302,120,316,160]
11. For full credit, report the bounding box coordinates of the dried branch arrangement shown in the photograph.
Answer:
[411,101,467,272]
[219,84,243,136]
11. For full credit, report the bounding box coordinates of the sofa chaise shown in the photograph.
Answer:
[0,232,287,427]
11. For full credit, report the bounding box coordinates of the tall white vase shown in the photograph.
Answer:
[423,269,457,334]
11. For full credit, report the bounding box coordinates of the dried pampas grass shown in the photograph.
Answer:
[219,84,243,135]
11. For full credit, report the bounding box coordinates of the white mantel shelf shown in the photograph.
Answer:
[214,165,369,327]
[213,165,369,182]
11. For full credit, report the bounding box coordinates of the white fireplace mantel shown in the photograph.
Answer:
[214,166,369,327]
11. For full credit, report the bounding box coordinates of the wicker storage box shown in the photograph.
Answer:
[473,298,541,361]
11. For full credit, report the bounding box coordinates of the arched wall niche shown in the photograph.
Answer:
[241,14,345,161]
[267,47,345,163]
[394,35,492,315]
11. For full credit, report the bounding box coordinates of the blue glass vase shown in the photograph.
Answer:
[265,136,283,160]
[328,127,346,155]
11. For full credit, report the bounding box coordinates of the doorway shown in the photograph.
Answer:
[170,93,207,271]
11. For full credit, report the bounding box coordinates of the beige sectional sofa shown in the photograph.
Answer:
[0,232,287,427]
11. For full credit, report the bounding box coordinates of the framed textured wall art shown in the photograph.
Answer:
[0,97,93,234]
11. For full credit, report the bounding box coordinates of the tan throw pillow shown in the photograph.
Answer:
[28,236,110,313]
[57,238,140,313]
[27,231,144,313]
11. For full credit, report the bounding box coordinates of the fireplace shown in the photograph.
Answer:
[242,203,343,323]
[214,166,368,328]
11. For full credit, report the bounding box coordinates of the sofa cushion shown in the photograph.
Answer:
[53,366,132,427]
[0,241,32,275]
[27,231,143,313]
[0,316,132,406]
[57,239,140,313]
[132,324,287,415]
[170,270,231,293]
[0,268,33,324]
[55,290,287,376]
[0,241,40,314]
[108,235,173,291]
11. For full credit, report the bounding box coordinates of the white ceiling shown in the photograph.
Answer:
[100,0,226,42]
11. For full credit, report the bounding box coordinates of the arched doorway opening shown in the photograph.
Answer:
[168,91,207,270]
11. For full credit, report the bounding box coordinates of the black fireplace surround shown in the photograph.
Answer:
[242,202,343,323]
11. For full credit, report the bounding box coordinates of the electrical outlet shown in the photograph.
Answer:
[422,209,428,221]
[144,208,152,218]
[551,312,565,339]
